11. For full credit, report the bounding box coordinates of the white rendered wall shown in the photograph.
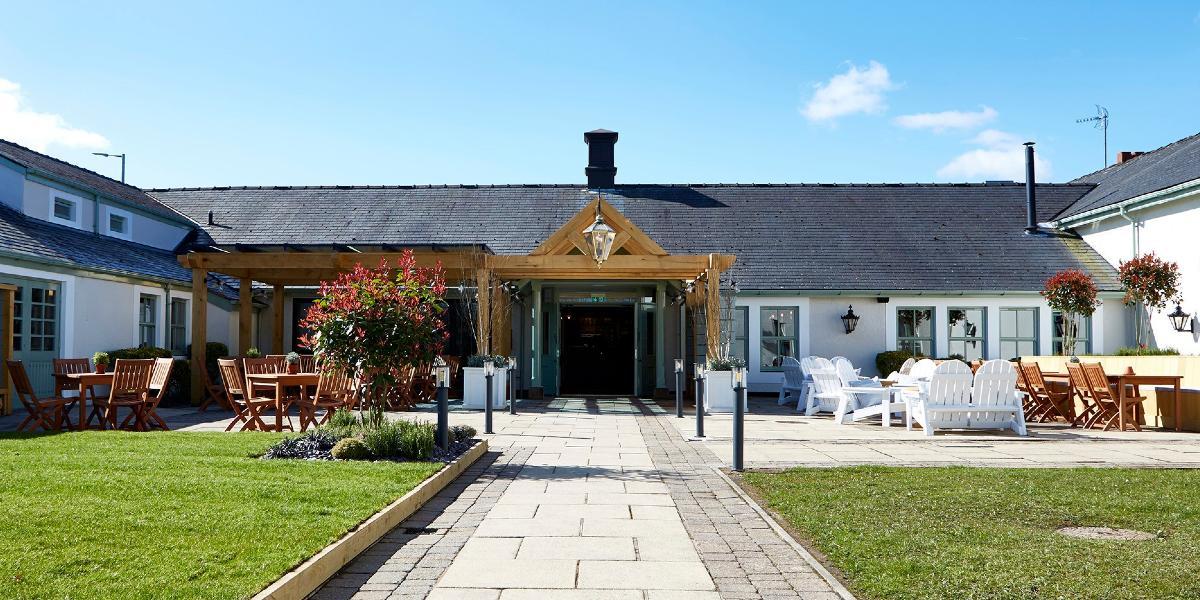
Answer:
[1077,191,1200,354]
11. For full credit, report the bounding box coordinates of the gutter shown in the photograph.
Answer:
[1051,178,1200,229]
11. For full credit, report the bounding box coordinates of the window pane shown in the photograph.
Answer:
[1017,310,1036,338]
[54,198,73,220]
[899,339,932,357]
[734,308,747,338]
[110,214,126,233]
[761,309,795,338]
[947,340,984,361]
[949,308,985,338]
[1000,309,1016,337]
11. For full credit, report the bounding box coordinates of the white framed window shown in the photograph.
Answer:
[139,294,158,347]
[999,307,1039,359]
[49,194,82,227]
[102,205,133,240]
[169,298,188,355]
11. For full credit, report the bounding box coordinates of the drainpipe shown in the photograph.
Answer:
[1118,206,1142,344]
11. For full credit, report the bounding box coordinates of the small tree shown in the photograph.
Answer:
[1118,252,1182,350]
[300,251,448,418]
[1041,269,1100,356]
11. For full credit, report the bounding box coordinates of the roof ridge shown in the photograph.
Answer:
[146,182,1093,192]
[1069,129,1200,183]
[0,138,145,195]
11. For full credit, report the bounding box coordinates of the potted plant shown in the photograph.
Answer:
[704,357,747,413]
[463,354,508,409]
[285,351,302,374]
[1118,252,1182,351]
[1042,269,1101,357]
[92,351,111,374]
[246,347,262,358]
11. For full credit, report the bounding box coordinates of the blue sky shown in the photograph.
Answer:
[1,1,1198,188]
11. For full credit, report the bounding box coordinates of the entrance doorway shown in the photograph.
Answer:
[559,305,634,395]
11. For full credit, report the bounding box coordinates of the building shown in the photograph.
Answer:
[1050,132,1200,355]
[3,128,1197,400]
[0,140,238,393]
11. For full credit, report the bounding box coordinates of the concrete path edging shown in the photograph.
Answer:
[252,439,489,600]
[714,467,858,600]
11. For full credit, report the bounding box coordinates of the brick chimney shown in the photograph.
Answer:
[1116,151,1143,164]
[584,129,618,189]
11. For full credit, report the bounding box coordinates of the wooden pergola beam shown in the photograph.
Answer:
[190,269,208,405]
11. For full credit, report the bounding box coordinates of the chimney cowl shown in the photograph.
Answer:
[584,129,618,189]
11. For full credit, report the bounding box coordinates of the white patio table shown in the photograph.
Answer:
[839,385,909,428]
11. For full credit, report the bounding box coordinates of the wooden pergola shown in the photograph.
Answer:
[178,198,734,401]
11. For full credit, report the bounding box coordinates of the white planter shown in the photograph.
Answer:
[463,367,508,409]
[703,370,747,413]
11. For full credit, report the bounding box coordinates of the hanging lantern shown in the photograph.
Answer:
[840,305,860,334]
[582,199,617,267]
[1168,304,1193,333]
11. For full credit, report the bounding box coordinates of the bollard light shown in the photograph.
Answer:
[731,366,747,389]
[483,360,495,378]
[434,356,450,451]
[675,358,684,374]
[507,356,518,415]
[483,360,495,434]
[435,361,450,389]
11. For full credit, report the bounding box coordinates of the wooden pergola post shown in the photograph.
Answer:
[272,284,285,353]
[476,268,490,355]
[190,269,208,405]
[238,277,253,354]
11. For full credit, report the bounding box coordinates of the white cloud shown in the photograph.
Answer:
[800,61,895,122]
[936,129,1051,181]
[893,105,997,132]
[0,78,109,152]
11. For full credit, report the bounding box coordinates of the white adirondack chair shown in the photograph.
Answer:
[907,360,973,436]
[809,367,858,423]
[798,356,823,413]
[778,357,806,406]
[886,357,917,381]
[969,360,1027,436]
[802,357,835,414]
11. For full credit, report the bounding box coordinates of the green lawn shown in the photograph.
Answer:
[741,467,1200,600]
[0,431,442,600]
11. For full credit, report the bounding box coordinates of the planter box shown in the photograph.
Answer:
[704,370,748,413]
[463,367,508,409]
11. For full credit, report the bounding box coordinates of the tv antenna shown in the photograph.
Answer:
[1075,105,1109,168]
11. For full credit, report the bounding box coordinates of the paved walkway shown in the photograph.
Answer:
[313,398,845,599]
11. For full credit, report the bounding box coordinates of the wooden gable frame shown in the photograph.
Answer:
[530,196,668,258]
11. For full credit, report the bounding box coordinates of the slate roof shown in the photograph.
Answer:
[150,183,1121,293]
[1057,130,1200,220]
[0,139,183,221]
[0,204,235,300]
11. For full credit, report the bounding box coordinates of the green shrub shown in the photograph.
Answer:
[106,347,190,405]
[1115,347,1180,356]
[107,346,173,360]
[398,421,436,460]
[362,421,405,459]
[327,408,358,429]
[466,354,509,368]
[876,350,918,376]
[449,424,476,442]
[331,437,373,460]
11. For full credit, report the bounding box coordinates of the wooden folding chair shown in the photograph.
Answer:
[52,358,91,396]
[298,354,317,373]
[93,359,155,430]
[198,363,230,412]
[1066,362,1099,428]
[123,358,173,430]
[7,360,73,431]
[296,367,358,430]
[218,358,251,431]
[1019,362,1074,423]
[1082,362,1145,432]
[244,357,281,397]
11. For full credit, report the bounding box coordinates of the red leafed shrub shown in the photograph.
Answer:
[1042,270,1100,356]
[1118,252,1182,348]
[300,250,448,406]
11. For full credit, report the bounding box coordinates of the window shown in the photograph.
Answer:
[51,196,79,225]
[12,285,22,352]
[139,295,158,347]
[728,306,748,363]
[760,307,797,370]
[1052,311,1091,355]
[27,286,56,352]
[947,307,986,361]
[897,307,934,356]
[103,206,133,240]
[169,298,188,355]
[999,307,1039,358]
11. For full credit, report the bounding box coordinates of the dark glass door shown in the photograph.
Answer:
[559,305,634,395]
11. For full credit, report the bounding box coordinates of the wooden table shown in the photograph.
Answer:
[1042,371,1185,431]
[245,372,319,431]
[61,372,114,431]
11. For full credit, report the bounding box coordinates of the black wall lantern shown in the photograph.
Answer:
[1169,304,1194,333]
[840,305,860,334]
